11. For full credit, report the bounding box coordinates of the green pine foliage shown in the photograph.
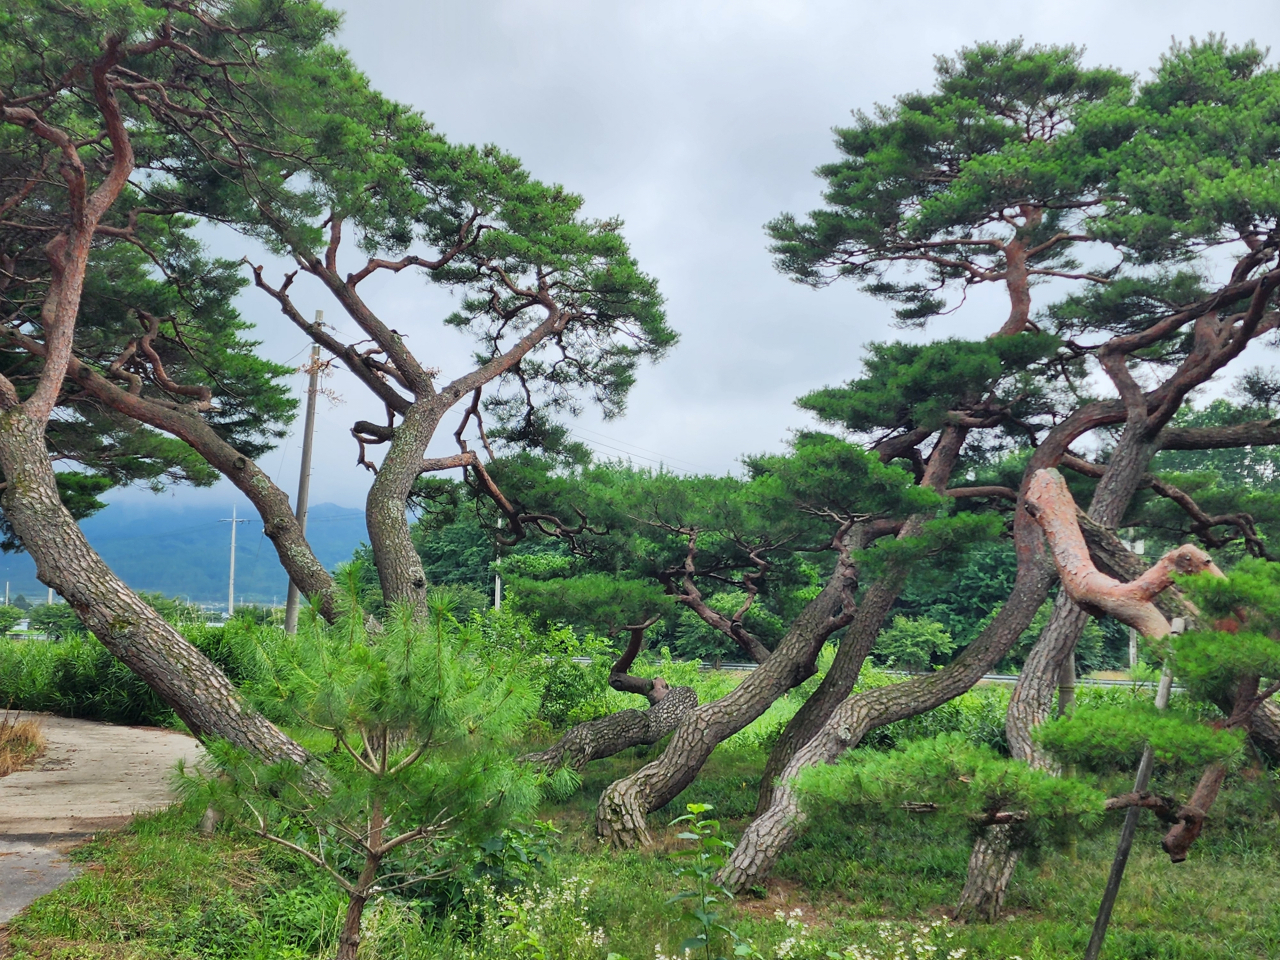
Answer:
[1036,560,1280,795]
[796,335,1060,437]
[795,732,1106,849]
[1036,704,1244,770]
[1173,558,1280,700]
[185,593,551,949]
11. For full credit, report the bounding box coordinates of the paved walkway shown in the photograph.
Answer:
[0,714,204,925]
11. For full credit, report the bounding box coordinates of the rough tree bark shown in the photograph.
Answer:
[955,824,1019,923]
[718,394,1144,890]
[595,529,864,847]
[522,685,699,773]
[755,425,967,814]
[1022,465,1232,957]
[955,423,1158,921]
[365,400,443,608]
[950,593,1088,922]
[718,540,1057,890]
[36,347,340,621]
[0,416,309,762]
[521,625,698,772]
[1022,467,1267,863]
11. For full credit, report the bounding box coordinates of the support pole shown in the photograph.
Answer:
[285,337,322,634]
[494,572,502,611]
[1084,620,1179,960]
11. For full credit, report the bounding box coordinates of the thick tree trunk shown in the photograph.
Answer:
[959,425,1166,919]
[595,547,860,847]
[1247,699,1280,763]
[521,685,699,772]
[0,412,308,762]
[954,825,1018,922]
[367,400,442,607]
[755,427,965,813]
[755,572,901,814]
[1004,594,1089,770]
[959,432,1155,918]
[718,549,1057,890]
[953,595,1087,920]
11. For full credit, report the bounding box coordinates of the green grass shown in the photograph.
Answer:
[4,652,1277,960]
[6,744,1280,960]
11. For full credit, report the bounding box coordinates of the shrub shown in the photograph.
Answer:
[188,593,546,960]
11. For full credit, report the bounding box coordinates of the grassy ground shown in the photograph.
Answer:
[3,734,1278,960]
[3,654,1276,959]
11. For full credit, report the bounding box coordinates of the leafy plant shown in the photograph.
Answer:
[873,616,956,672]
[664,803,758,960]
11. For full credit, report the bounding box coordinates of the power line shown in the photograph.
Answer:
[570,425,710,472]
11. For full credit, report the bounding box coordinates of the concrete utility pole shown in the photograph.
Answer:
[1121,539,1145,672]
[494,572,502,611]
[285,336,322,634]
[219,505,249,617]
[47,587,53,606]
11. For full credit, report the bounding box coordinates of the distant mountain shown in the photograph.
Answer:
[0,500,366,607]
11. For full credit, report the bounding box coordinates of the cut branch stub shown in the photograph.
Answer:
[1023,468,1222,639]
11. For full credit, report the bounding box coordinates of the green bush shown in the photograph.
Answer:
[537,655,609,727]
[0,634,173,724]
[0,622,286,726]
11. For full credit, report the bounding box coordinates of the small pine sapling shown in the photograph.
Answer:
[186,590,546,960]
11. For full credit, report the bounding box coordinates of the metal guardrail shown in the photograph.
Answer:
[570,657,1174,690]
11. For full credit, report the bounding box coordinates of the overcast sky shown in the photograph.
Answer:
[113,0,1280,517]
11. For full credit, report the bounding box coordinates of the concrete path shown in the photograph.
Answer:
[0,714,204,924]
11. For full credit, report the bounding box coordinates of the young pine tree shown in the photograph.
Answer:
[187,589,547,960]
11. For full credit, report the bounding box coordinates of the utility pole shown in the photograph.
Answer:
[285,335,322,634]
[219,505,249,617]
[494,572,502,611]
[1121,539,1145,673]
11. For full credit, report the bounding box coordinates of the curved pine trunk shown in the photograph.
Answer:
[958,429,1153,920]
[755,427,965,813]
[67,361,339,620]
[521,686,698,772]
[0,412,308,763]
[595,556,859,847]
[718,555,1057,891]
[755,573,902,813]
[954,595,1086,920]
[366,401,442,607]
